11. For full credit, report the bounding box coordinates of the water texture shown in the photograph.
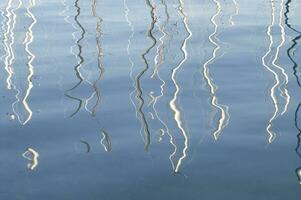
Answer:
[0,0,301,199]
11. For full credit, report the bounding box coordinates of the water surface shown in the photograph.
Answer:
[1,0,301,199]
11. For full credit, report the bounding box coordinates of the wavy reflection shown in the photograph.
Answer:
[100,129,112,152]
[262,0,290,143]
[3,0,16,90]
[132,0,157,151]
[169,0,192,173]
[284,0,301,87]
[295,104,301,184]
[7,0,37,125]
[9,0,22,124]
[65,0,85,117]
[202,0,230,141]
[285,0,301,185]
[20,0,37,125]
[272,0,290,116]
[147,0,177,171]
[22,147,39,170]
[124,0,138,124]
[84,0,103,116]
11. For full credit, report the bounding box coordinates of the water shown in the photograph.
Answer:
[0,0,301,199]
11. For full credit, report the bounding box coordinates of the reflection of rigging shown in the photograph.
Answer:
[284,0,301,87]
[3,0,16,90]
[295,103,301,184]
[100,129,112,152]
[169,0,191,173]
[202,0,230,141]
[84,0,103,117]
[133,0,157,151]
[262,0,290,143]
[65,0,85,117]
[4,0,37,125]
[20,0,37,125]
[284,0,301,185]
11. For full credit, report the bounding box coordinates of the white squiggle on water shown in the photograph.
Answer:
[229,0,239,26]
[202,0,230,141]
[20,0,37,125]
[169,0,192,173]
[22,148,39,170]
[262,0,289,143]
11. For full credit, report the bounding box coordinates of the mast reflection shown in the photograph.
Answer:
[202,0,230,141]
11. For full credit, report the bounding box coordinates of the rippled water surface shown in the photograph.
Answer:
[1,0,301,199]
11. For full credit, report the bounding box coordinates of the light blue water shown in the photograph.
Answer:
[1,0,301,199]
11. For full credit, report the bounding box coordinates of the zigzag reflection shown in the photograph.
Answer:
[65,0,85,117]
[3,0,15,90]
[262,0,290,143]
[22,147,39,170]
[284,0,301,185]
[3,0,37,125]
[84,0,103,116]
[100,129,112,152]
[169,0,192,173]
[131,0,157,151]
[202,0,230,141]
[19,0,37,125]
[149,0,177,171]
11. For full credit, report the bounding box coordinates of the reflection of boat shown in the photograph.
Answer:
[284,0,301,87]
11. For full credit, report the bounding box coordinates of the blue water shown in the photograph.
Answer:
[1,0,301,199]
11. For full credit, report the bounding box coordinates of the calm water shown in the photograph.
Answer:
[0,0,301,199]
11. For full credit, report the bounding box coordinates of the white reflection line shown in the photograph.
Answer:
[100,130,112,152]
[150,0,177,171]
[272,0,290,116]
[21,0,37,125]
[8,0,23,124]
[3,0,16,90]
[202,0,229,141]
[262,0,279,143]
[22,148,39,170]
[169,0,192,173]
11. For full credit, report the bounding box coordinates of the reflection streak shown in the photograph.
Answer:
[133,0,156,151]
[21,0,37,125]
[262,0,289,143]
[202,0,229,141]
[150,0,177,171]
[84,0,103,116]
[3,0,15,90]
[22,148,39,170]
[100,129,112,152]
[285,0,301,185]
[65,0,85,117]
[169,0,192,173]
